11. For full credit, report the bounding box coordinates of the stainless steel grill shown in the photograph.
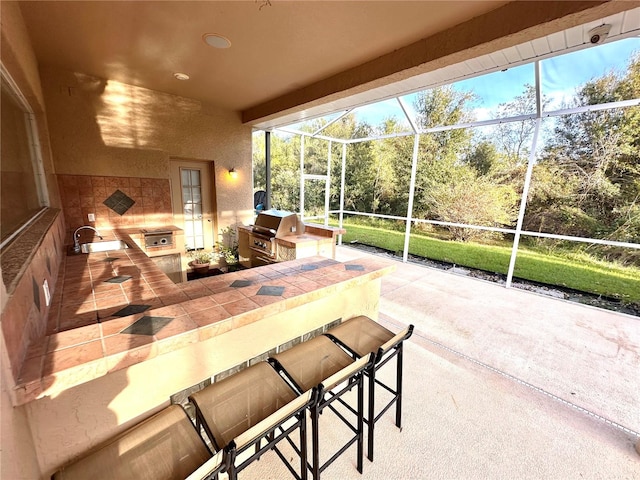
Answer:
[248,210,300,266]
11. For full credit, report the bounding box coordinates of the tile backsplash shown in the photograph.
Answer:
[57,174,172,235]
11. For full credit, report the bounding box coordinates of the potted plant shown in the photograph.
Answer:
[186,248,212,275]
[215,226,239,270]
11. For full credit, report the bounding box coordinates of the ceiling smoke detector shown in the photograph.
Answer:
[173,72,190,81]
[587,24,611,45]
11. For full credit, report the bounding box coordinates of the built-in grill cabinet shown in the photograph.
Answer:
[244,210,303,266]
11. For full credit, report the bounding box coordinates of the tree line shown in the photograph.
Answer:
[254,54,639,265]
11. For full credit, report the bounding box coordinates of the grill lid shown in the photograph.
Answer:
[253,209,301,238]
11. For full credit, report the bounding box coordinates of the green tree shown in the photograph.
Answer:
[534,54,640,246]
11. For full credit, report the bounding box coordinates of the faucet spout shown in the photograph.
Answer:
[73,226,103,253]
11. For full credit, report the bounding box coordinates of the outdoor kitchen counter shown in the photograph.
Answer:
[19,251,393,477]
[238,221,346,266]
[13,247,394,406]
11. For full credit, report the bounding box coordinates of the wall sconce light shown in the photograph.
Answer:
[228,167,238,179]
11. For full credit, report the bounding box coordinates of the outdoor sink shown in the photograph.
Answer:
[80,240,130,253]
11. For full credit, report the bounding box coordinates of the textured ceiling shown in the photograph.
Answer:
[18,1,509,111]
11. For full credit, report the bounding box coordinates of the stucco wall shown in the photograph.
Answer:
[40,66,255,229]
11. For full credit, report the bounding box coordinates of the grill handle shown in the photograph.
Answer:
[252,225,277,236]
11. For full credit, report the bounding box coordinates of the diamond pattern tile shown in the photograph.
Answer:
[113,304,151,317]
[230,280,252,288]
[103,189,135,216]
[257,285,285,296]
[121,316,173,336]
[345,264,365,271]
[104,275,132,284]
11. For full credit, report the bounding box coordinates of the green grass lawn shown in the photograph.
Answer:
[339,222,640,303]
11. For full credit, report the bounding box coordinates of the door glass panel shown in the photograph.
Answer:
[182,167,205,250]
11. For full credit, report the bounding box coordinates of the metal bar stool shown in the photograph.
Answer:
[324,315,414,461]
[52,404,221,480]
[189,362,313,480]
[269,335,373,480]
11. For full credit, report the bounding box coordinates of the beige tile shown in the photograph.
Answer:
[159,293,190,305]
[153,315,198,340]
[188,306,232,328]
[148,303,187,318]
[296,279,323,292]
[18,355,43,383]
[221,298,260,321]
[197,319,233,341]
[181,296,218,314]
[155,330,199,356]
[42,340,104,375]
[211,289,246,305]
[250,293,283,307]
[103,333,154,355]
[47,324,101,352]
[105,343,158,372]
[100,315,141,336]
[58,314,98,332]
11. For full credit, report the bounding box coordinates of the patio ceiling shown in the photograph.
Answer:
[16,1,639,129]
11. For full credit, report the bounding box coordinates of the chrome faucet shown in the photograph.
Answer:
[73,226,103,253]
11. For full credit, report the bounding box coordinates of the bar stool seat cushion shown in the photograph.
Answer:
[327,315,395,357]
[189,362,297,449]
[270,335,354,392]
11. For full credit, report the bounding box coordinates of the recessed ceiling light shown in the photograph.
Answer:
[203,33,231,49]
[173,72,190,81]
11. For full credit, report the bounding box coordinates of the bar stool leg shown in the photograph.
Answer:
[300,411,309,480]
[227,449,238,480]
[357,373,365,473]
[311,402,320,480]
[367,363,375,461]
[396,344,404,428]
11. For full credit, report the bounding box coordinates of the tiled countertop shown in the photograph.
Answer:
[14,232,394,405]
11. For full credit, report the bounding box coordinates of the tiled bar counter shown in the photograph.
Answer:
[13,231,394,476]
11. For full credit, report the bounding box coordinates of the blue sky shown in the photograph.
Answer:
[448,37,639,115]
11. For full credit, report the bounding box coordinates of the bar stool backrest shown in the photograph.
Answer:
[329,317,395,357]
[186,449,226,480]
[375,325,414,362]
[232,389,314,451]
[51,405,212,480]
[320,354,372,392]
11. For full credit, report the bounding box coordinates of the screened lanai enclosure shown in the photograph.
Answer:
[253,34,640,311]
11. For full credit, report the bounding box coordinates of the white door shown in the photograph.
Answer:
[170,159,216,252]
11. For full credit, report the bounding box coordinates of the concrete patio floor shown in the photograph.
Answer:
[242,245,640,479]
